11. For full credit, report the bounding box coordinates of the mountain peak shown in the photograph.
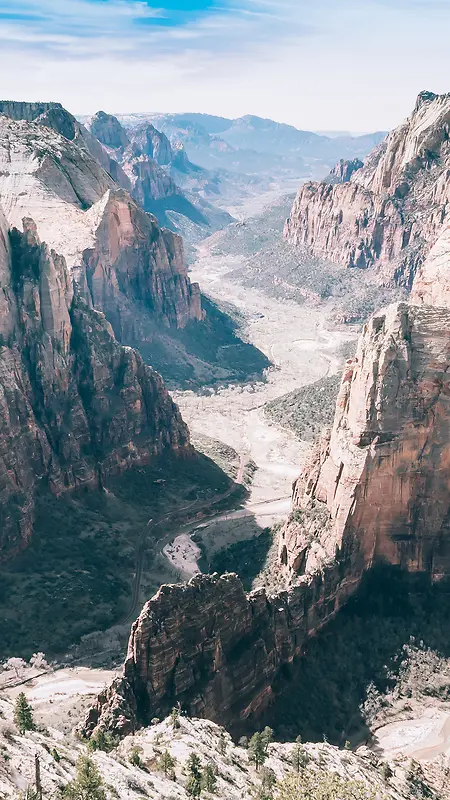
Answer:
[415,89,438,111]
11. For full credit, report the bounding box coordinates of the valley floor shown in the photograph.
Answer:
[167,216,356,577]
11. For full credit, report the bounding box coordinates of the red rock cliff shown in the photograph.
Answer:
[280,301,450,580]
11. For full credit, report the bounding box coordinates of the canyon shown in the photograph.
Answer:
[82,300,450,738]
[2,87,450,799]
[80,91,450,744]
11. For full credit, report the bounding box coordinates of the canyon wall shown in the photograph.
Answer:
[285,91,450,287]
[0,206,190,558]
[280,302,450,580]
[83,299,450,737]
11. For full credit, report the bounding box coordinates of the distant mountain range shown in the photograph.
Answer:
[114,111,387,178]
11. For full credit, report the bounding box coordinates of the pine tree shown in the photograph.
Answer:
[61,755,107,800]
[291,741,309,773]
[201,762,217,793]
[256,766,277,800]
[248,733,266,771]
[261,727,273,754]
[186,752,203,798]
[14,693,35,734]
[87,728,118,753]
[159,749,176,777]
[129,745,143,768]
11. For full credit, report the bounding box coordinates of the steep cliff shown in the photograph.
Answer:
[90,110,130,151]
[84,299,450,736]
[0,206,190,558]
[279,301,450,580]
[83,188,203,341]
[81,567,354,737]
[285,91,450,287]
[86,112,233,235]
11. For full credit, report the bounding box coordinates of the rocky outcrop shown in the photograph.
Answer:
[324,158,363,184]
[0,206,190,558]
[285,91,450,287]
[129,123,174,166]
[82,566,356,737]
[90,110,130,151]
[0,100,131,191]
[279,301,450,580]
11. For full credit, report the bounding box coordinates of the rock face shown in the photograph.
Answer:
[129,123,174,166]
[324,158,363,184]
[279,302,450,580]
[0,206,190,558]
[82,567,355,737]
[285,91,450,287]
[84,299,450,737]
[83,189,203,341]
[90,110,130,151]
[86,112,231,234]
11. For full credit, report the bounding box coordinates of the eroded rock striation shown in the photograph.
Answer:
[285,91,450,287]
[83,189,203,340]
[0,205,190,558]
[82,567,354,737]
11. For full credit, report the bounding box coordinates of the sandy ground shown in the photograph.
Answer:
[375,709,450,762]
[166,227,356,576]
[163,534,202,579]
[3,667,119,734]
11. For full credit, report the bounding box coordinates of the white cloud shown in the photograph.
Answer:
[0,0,449,130]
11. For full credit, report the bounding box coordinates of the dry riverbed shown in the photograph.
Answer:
[168,225,357,577]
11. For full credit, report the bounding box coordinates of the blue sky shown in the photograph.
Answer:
[0,0,449,130]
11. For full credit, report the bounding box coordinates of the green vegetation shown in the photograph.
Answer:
[186,752,203,797]
[159,749,176,777]
[0,452,236,659]
[256,767,277,800]
[291,738,309,773]
[248,733,267,771]
[212,193,405,325]
[138,294,271,389]
[262,566,450,744]
[170,708,181,729]
[265,375,340,442]
[60,755,106,800]
[13,693,35,735]
[87,729,119,753]
[201,763,217,793]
